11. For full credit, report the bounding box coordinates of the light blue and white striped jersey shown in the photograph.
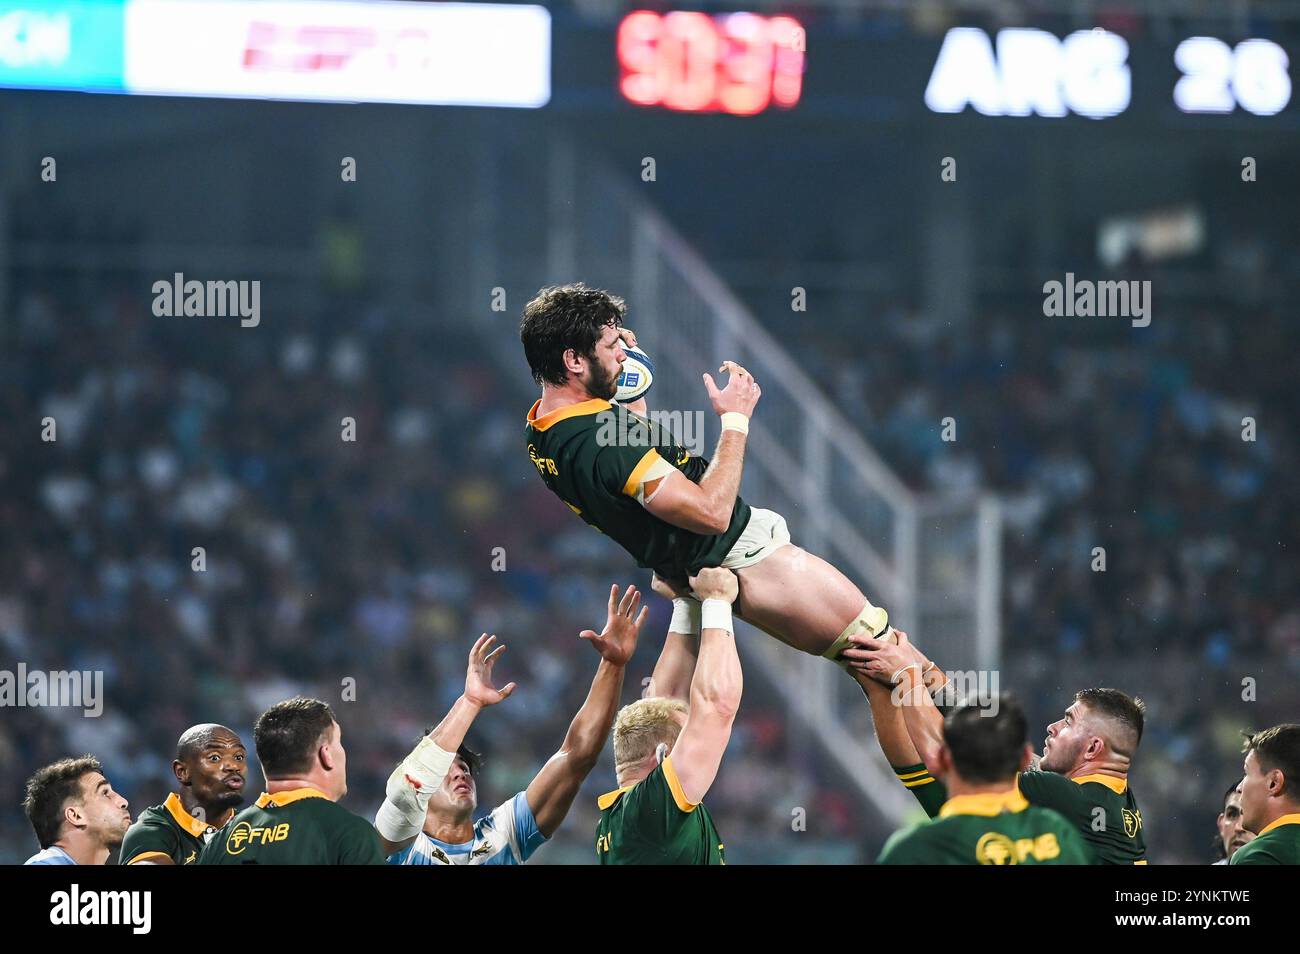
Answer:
[387,791,546,865]
[25,845,76,865]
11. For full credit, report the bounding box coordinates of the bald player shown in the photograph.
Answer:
[845,633,1148,864]
[120,724,247,865]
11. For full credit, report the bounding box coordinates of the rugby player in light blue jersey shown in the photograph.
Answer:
[22,756,131,865]
[377,583,647,865]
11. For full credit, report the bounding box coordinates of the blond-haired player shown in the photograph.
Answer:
[594,567,740,864]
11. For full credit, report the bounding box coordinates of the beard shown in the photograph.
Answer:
[583,361,619,400]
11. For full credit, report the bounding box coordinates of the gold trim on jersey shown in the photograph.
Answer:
[1258,812,1300,836]
[163,792,213,838]
[939,787,1030,817]
[255,787,329,808]
[525,398,611,432]
[1072,773,1128,794]
[597,785,632,811]
[661,756,697,813]
[126,851,173,865]
[895,769,929,780]
[622,448,663,497]
[904,776,938,789]
[595,758,698,814]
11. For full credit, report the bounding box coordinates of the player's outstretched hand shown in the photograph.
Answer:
[580,583,649,667]
[464,634,517,707]
[702,360,761,419]
[689,566,739,604]
[839,629,920,684]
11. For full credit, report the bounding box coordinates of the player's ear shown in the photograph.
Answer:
[318,743,335,773]
[563,347,583,374]
[654,743,668,765]
[174,759,189,785]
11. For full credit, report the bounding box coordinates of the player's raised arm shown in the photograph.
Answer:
[843,632,947,775]
[374,634,516,856]
[667,567,743,805]
[526,584,648,838]
[642,362,760,535]
[645,572,700,701]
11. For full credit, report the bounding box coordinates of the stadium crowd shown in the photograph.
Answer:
[0,269,861,864]
[4,208,1297,863]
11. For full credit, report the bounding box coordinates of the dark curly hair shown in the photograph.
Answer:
[520,283,625,386]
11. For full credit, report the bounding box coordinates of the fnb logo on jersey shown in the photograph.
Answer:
[975,831,1061,864]
[227,820,290,854]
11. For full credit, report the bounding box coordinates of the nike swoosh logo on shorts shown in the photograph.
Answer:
[744,547,765,559]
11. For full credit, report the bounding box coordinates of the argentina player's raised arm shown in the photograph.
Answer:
[374,634,516,857]
[524,584,648,839]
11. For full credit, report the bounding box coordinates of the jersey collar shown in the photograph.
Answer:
[1258,812,1300,836]
[255,787,329,808]
[1072,773,1128,794]
[939,787,1029,817]
[164,792,214,837]
[597,785,632,810]
[526,398,611,431]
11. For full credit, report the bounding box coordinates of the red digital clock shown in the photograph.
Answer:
[617,10,805,116]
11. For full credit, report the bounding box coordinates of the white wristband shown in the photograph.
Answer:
[670,597,701,636]
[375,735,457,842]
[701,599,734,634]
[720,412,750,435]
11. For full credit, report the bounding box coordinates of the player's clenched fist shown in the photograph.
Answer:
[702,360,761,419]
[689,566,739,604]
[464,634,517,707]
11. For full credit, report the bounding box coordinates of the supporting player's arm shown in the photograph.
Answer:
[842,632,946,775]
[645,573,700,701]
[526,584,648,838]
[641,362,760,535]
[667,567,743,805]
[374,634,516,856]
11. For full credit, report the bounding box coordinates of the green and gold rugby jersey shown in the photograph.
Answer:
[1231,813,1300,865]
[197,788,384,865]
[120,792,217,865]
[894,763,946,819]
[878,788,1094,865]
[595,757,725,865]
[1017,770,1147,865]
[525,399,751,582]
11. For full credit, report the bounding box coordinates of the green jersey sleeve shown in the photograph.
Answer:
[894,763,947,819]
[120,814,180,864]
